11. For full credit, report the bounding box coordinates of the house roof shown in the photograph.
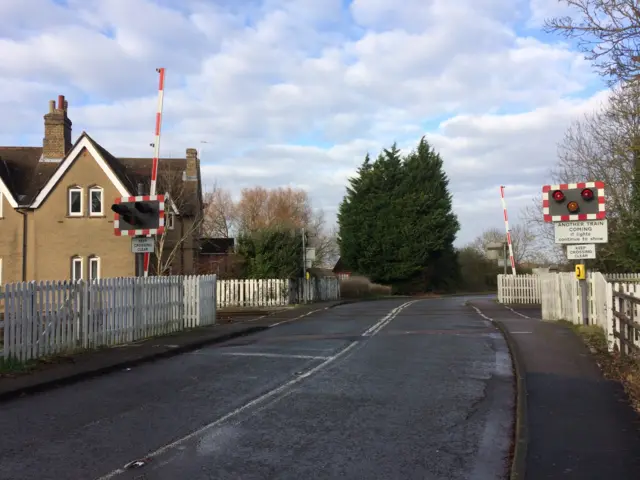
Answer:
[0,146,51,206]
[0,132,201,215]
[332,257,350,272]
[200,237,235,255]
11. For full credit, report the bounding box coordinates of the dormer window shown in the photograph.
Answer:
[68,187,83,216]
[89,186,103,216]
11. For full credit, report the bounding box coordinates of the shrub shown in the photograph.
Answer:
[340,276,392,298]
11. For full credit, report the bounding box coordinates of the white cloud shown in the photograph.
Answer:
[0,0,605,248]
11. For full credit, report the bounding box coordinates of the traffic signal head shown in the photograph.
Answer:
[543,182,605,222]
[112,195,165,236]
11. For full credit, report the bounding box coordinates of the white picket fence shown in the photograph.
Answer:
[1,275,217,363]
[608,282,640,356]
[497,274,541,304]
[497,272,640,353]
[216,277,340,308]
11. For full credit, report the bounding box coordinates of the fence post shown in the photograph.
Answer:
[81,280,89,349]
[605,281,615,352]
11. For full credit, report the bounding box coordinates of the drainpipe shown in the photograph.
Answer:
[16,208,28,282]
[180,217,185,274]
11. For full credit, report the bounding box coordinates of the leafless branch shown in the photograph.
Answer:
[545,0,640,85]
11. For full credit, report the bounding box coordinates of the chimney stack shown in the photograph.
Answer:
[43,94,72,160]
[185,148,199,181]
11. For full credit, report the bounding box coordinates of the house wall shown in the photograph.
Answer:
[29,148,135,281]
[0,192,25,284]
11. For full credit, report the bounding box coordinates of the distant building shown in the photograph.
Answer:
[197,237,240,278]
[332,257,351,279]
[0,95,203,283]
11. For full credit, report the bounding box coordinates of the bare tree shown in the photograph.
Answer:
[152,167,204,276]
[545,0,640,85]
[235,186,312,233]
[470,224,538,265]
[202,183,237,238]
[306,210,339,268]
[234,186,338,267]
[520,82,640,268]
[520,195,567,264]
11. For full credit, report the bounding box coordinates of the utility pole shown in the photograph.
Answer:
[135,182,145,277]
[301,227,306,278]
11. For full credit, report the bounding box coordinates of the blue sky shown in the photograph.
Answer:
[0,0,609,248]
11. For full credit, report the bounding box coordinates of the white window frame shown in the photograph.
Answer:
[68,187,83,216]
[71,256,83,281]
[88,187,104,216]
[89,256,101,281]
[166,212,175,230]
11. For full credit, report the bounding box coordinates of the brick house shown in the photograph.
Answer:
[0,95,203,284]
[197,237,242,278]
[332,257,351,279]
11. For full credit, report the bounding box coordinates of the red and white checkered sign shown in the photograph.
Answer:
[542,182,605,222]
[113,194,165,236]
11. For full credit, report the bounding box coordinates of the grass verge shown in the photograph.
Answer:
[559,320,640,413]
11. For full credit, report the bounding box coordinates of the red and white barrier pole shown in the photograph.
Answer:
[143,67,166,277]
[500,186,517,275]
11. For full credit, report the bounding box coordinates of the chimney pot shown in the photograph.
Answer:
[48,100,55,113]
[63,100,68,111]
[57,95,64,109]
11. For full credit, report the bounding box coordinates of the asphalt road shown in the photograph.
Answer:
[0,296,514,480]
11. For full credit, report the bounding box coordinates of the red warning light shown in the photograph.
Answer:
[581,188,594,201]
[552,190,565,202]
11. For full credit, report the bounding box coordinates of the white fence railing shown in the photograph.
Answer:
[216,277,340,308]
[1,275,217,363]
[1,275,342,363]
[497,272,640,353]
[608,282,640,356]
[497,274,541,304]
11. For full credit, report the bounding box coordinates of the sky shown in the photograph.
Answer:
[0,0,611,246]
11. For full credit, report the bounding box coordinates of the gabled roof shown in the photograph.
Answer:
[200,237,235,255]
[0,146,46,207]
[31,132,131,207]
[0,132,201,215]
[332,257,350,272]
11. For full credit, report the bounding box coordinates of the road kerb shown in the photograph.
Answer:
[467,302,528,480]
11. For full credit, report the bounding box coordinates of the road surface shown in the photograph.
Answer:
[0,297,513,480]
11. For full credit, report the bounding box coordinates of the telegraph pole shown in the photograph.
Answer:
[301,227,306,278]
[135,182,145,277]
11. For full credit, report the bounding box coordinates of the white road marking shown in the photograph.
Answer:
[362,300,418,336]
[470,305,494,323]
[217,351,331,360]
[503,304,532,319]
[269,306,329,327]
[95,300,416,480]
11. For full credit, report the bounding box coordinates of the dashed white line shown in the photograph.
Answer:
[218,351,331,360]
[95,300,416,480]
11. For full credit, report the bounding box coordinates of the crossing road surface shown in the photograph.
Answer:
[0,297,514,480]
